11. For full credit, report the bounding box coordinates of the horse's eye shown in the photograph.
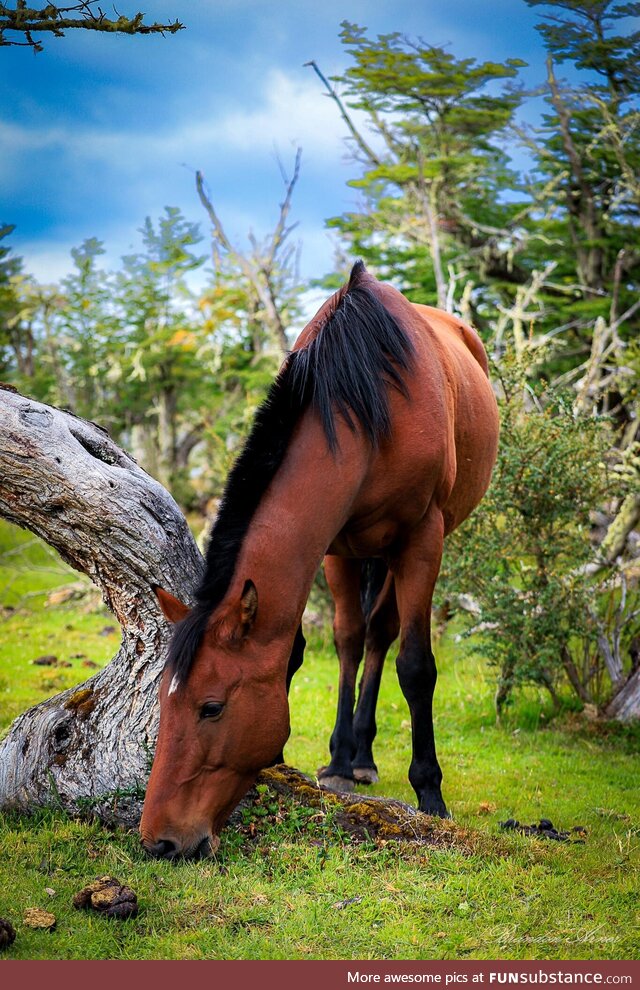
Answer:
[200,701,225,720]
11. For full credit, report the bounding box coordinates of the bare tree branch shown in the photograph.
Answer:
[0,2,183,51]
[196,152,302,356]
[304,59,381,167]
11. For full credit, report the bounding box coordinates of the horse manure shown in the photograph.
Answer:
[73,876,138,920]
[32,655,58,666]
[23,907,56,929]
[0,918,16,949]
[499,818,586,842]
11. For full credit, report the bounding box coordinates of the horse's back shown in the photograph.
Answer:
[412,304,490,377]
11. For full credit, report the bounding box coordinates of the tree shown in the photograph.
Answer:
[0,213,215,500]
[308,24,527,316]
[0,2,183,53]
[0,224,26,379]
[108,209,210,493]
[0,384,202,818]
[196,148,303,358]
[193,151,306,494]
[517,0,640,379]
[0,171,307,512]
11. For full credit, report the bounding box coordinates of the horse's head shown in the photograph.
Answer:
[140,585,290,860]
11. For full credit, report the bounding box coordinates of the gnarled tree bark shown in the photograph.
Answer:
[0,385,203,822]
[605,669,640,722]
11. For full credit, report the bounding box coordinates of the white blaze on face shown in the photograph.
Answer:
[168,673,180,696]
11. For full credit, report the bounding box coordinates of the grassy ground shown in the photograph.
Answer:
[0,522,117,732]
[0,521,639,960]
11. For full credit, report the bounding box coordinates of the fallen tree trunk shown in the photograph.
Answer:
[0,385,203,819]
[258,765,476,851]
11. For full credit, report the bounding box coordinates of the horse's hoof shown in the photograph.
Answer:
[418,797,450,819]
[422,807,451,819]
[317,772,355,793]
[353,767,379,785]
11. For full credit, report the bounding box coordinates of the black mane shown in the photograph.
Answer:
[167,261,415,684]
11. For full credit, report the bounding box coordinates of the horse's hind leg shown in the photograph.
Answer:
[317,556,365,792]
[392,507,448,818]
[352,571,399,785]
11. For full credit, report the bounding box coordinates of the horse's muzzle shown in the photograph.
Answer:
[142,834,219,861]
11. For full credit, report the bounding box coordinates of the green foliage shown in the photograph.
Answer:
[516,1,640,373]
[325,22,527,313]
[526,0,640,93]
[0,225,29,380]
[0,210,290,508]
[318,6,640,386]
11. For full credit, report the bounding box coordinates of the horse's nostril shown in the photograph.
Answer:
[147,838,179,859]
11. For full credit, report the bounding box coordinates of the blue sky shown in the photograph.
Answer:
[2,0,552,287]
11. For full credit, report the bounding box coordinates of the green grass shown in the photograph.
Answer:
[0,522,116,733]
[0,521,639,960]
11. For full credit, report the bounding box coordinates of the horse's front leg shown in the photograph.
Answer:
[391,508,448,818]
[272,624,306,766]
[318,556,365,791]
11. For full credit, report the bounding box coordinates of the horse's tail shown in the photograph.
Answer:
[360,558,389,621]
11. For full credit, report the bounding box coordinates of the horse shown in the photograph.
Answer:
[140,261,499,860]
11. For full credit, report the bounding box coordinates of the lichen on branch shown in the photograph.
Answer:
[0,2,184,52]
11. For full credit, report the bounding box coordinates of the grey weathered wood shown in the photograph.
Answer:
[0,386,203,820]
[605,667,640,722]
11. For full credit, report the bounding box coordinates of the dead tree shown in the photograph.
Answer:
[196,148,302,358]
[0,384,203,822]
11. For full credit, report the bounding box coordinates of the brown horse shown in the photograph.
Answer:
[140,262,499,859]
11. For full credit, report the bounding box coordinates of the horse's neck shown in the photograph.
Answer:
[231,413,367,638]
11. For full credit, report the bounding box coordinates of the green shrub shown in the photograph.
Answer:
[439,358,634,712]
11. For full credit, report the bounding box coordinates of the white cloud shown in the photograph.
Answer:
[1,68,361,185]
[4,68,368,285]
[210,69,351,158]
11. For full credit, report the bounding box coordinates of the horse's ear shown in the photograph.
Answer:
[239,579,258,632]
[154,586,190,624]
[219,579,258,642]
